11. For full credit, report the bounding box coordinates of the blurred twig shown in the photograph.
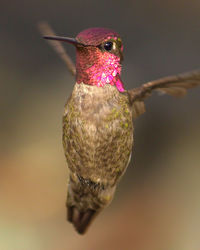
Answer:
[38,21,76,76]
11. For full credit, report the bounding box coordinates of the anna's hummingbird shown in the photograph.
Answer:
[44,27,200,234]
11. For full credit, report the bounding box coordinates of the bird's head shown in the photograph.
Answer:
[44,27,125,92]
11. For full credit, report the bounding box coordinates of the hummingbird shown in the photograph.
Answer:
[43,26,200,234]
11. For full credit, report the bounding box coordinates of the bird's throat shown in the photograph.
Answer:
[75,47,125,92]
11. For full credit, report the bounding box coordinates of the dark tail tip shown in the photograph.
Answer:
[67,206,96,234]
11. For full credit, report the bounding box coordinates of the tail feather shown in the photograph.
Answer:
[67,205,96,234]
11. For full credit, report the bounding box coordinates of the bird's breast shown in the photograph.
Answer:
[63,83,134,186]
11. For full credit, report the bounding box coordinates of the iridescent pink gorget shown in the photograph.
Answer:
[75,28,125,92]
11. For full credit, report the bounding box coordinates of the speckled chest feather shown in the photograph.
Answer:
[62,83,133,187]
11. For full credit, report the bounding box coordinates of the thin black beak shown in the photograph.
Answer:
[43,35,83,46]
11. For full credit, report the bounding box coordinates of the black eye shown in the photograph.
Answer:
[104,41,113,51]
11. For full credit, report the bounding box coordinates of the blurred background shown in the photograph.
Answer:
[1,0,200,249]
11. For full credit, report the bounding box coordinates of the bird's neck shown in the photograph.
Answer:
[75,47,125,92]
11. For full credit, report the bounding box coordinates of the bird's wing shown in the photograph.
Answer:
[127,70,200,118]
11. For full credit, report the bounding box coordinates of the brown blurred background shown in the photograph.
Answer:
[1,0,200,249]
